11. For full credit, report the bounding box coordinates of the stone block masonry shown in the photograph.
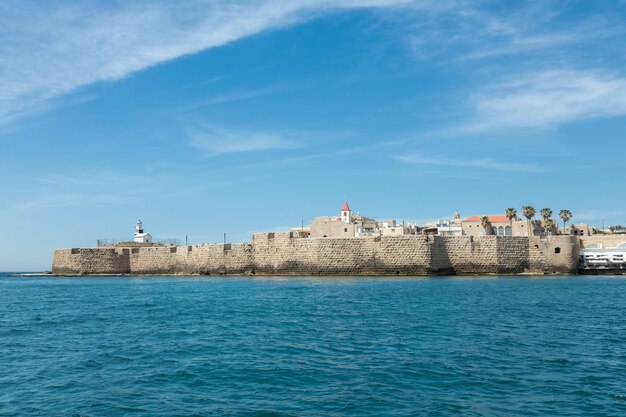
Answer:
[51,235,579,276]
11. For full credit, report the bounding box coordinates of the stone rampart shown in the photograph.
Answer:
[52,235,579,276]
[580,235,626,249]
[52,248,130,275]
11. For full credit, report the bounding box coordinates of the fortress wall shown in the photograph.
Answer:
[127,244,254,275]
[434,236,578,275]
[375,236,434,274]
[496,237,532,273]
[310,237,377,274]
[52,236,580,276]
[435,236,500,274]
[196,243,253,274]
[252,234,381,274]
[129,247,175,274]
[528,239,547,273]
[580,235,626,248]
[433,236,530,274]
[250,234,435,275]
[528,236,579,274]
[52,248,130,275]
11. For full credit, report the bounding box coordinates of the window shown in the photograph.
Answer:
[344,228,348,232]
[555,247,561,254]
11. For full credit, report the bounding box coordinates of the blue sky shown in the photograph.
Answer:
[1,0,626,271]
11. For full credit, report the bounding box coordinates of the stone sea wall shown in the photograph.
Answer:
[52,234,579,276]
[580,235,626,249]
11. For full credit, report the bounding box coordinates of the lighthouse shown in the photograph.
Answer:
[134,220,153,244]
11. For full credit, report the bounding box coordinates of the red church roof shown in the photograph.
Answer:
[463,215,511,223]
[341,201,351,211]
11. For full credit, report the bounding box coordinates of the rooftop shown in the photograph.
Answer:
[463,215,512,223]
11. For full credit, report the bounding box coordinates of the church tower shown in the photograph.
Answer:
[340,201,352,224]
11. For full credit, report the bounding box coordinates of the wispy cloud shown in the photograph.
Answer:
[37,171,155,187]
[399,2,626,134]
[188,126,299,155]
[574,208,625,223]
[18,170,160,209]
[182,87,281,113]
[0,0,420,125]
[15,191,138,210]
[394,153,543,172]
[469,70,626,130]
[456,32,588,62]
[408,1,624,64]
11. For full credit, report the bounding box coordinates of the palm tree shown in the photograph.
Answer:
[540,208,552,221]
[480,215,491,236]
[522,206,536,236]
[544,218,556,236]
[505,208,517,236]
[540,208,552,236]
[559,209,572,231]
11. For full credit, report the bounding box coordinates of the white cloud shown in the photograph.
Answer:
[457,33,586,61]
[397,2,626,135]
[189,127,299,155]
[394,153,543,172]
[470,70,626,130]
[15,191,138,210]
[574,208,625,222]
[0,0,420,125]
[37,171,154,187]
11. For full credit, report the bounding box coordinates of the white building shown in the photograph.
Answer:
[134,220,153,244]
[580,242,626,267]
[436,212,464,236]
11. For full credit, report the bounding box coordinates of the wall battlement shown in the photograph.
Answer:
[52,235,579,276]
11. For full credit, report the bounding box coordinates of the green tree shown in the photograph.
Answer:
[544,218,556,236]
[540,208,552,236]
[522,206,536,236]
[505,208,517,236]
[480,215,492,236]
[559,209,572,231]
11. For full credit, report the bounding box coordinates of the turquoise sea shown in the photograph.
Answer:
[1,274,625,416]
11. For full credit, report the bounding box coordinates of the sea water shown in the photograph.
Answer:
[1,274,625,416]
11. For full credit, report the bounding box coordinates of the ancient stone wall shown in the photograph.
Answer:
[580,235,626,249]
[51,235,579,276]
[528,236,579,274]
[52,248,130,275]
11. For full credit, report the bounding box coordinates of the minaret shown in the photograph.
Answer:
[341,201,352,224]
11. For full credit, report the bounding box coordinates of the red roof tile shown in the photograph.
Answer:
[341,201,351,211]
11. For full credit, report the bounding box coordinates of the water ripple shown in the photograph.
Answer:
[1,274,626,416]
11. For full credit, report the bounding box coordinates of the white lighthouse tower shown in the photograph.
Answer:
[134,219,152,244]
